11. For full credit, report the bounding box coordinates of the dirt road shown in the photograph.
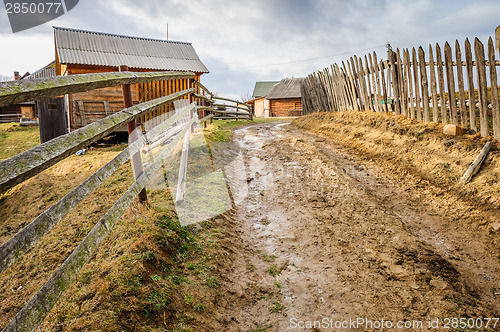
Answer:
[212,122,498,331]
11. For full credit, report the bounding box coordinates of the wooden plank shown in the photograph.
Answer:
[412,48,422,121]
[103,101,111,116]
[2,116,197,332]
[403,49,414,119]
[357,56,370,111]
[345,60,360,111]
[329,66,341,111]
[368,53,379,112]
[0,71,193,107]
[474,38,490,137]
[213,96,250,107]
[350,57,364,110]
[464,38,477,131]
[325,65,341,112]
[72,100,78,127]
[0,88,194,193]
[330,65,341,111]
[324,68,335,111]
[386,59,392,107]
[455,40,468,127]
[428,44,440,123]
[461,141,492,183]
[212,110,250,116]
[175,129,191,203]
[379,59,389,113]
[488,37,500,139]
[373,52,383,113]
[334,64,355,111]
[436,43,447,124]
[418,46,431,122]
[191,79,214,97]
[397,49,407,116]
[78,100,87,126]
[389,49,401,114]
[364,55,374,112]
[444,42,458,125]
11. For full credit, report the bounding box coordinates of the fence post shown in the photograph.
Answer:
[189,79,195,132]
[119,65,148,204]
[388,49,401,114]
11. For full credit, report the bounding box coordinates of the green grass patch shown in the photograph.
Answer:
[269,301,286,314]
[0,122,39,160]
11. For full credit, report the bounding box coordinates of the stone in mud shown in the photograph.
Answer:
[429,278,452,290]
[443,124,465,136]
[490,222,500,232]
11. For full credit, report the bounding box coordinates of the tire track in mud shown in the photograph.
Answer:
[214,122,497,331]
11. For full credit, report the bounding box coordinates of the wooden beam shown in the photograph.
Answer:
[475,38,490,137]
[0,88,194,193]
[429,44,439,123]
[0,71,194,107]
[436,43,447,124]
[455,40,468,127]
[488,37,500,140]
[444,42,458,124]
[464,38,477,132]
[213,96,251,108]
[461,141,492,183]
[175,130,191,204]
[191,79,214,97]
[193,93,212,104]
[418,46,431,122]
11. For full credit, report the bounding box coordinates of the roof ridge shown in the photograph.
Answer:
[53,26,192,45]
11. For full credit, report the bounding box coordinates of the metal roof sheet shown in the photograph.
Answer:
[252,81,280,98]
[24,61,56,79]
[54,27,209,73]
[266,78,304,99]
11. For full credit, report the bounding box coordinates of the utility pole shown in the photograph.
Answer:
[167,23,169,40]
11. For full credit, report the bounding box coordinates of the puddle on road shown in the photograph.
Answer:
[232,124,320,322]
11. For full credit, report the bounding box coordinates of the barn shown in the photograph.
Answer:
[53,26,209,131]
[265,78,304,117]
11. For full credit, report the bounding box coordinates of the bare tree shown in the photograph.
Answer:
[241,91,253,102]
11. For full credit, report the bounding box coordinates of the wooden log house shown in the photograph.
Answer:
[53,27,209,131]
[265,78,304,117]
[246,81,279,118]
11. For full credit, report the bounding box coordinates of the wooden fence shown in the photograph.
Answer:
[0,70,246,331]
[301,37,500,139]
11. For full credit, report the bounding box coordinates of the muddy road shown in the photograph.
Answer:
[211,122,499,331]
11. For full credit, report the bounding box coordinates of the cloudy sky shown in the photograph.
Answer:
[0,0,498,100]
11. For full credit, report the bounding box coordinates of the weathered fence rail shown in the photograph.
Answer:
[0,69,228,332]
[301,37,500,139]
[212,96,253,120]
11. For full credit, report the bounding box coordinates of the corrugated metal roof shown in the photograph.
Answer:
[54,26,209,73]
[24,61,56,79]
[266,78,304,99]
[252,81,280,98]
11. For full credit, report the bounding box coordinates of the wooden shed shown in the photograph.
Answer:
[266,78,304,117]
[54,27,209,131]
[246,81,279,118]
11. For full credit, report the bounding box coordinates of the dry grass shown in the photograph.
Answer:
[0,122,243,331]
